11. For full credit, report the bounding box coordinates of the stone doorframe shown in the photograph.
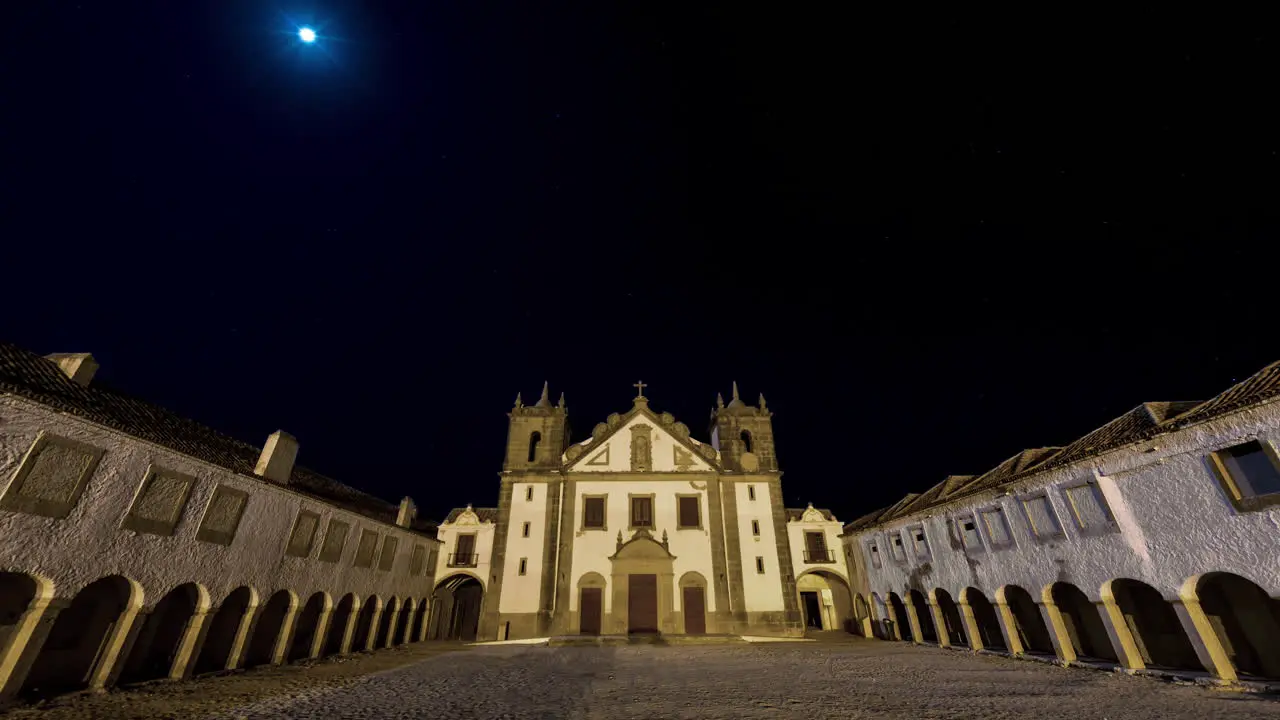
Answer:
[606,529,677,635]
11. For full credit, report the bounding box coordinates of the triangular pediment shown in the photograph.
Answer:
[564,403,718,473]
[610,530,677,561]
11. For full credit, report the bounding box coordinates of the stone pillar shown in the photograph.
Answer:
[386,606,402,648]
[417,601,431,642]
[928,600,950,648]
[225,602,261,670]
[337,600,361,655]
[994,602,1024,655]
[90,605,146,690]
[169,609,214,680]
[270,605,302,665]
[364,606,385,651]
[1173,599,1238,683]
[1039,601,1077,664]
[1098,598,1145,670]
[0,598,63,702]
[958,601,984,652]
[309,607,334,659]
[903,598,924,645]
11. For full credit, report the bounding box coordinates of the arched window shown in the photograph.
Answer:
[527,431,542,463]
[740,430,753,454]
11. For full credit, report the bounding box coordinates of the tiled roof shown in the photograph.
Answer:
[785,507,836,522]
[444,507,499,524]
[952,447,1062,496]
[0,343,425,534]
[1170,361,1280,427]
[843,507,892,534]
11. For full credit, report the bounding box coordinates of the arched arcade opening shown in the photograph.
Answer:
[429,575,484,642]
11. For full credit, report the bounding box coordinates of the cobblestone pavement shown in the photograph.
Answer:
[200,639,1280,720]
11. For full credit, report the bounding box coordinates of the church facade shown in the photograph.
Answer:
[429,383,854,642]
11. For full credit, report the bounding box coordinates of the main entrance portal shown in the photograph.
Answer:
[628,574,658,633]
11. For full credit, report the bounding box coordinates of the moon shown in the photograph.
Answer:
[299,27,317,43]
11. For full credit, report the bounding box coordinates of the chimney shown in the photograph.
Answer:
[397,496,418,528]
[45,353,99,387]
[254,431,299,484]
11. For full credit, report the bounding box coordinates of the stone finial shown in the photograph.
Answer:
[45,353,99,387]
[661,529,669,548]
[727,381,745,409]
[514,392,523,409]
[557,392,566,409]
[535,381,551,407]
[254,430,299,485]
[716,392,725,409]
[616,530,624,550]
[397,496,418,528]
[758,393,767,411]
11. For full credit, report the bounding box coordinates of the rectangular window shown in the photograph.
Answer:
[451,533,477,567]
[755,556,766,574]
[427,547,439,574]
[958,517,983,550]
[890,534,906,562]
[1064,482,1115,531]
[318,519,350,563]
[285,510,322,558]
[377,536,398,571]
[677,495,701,528]
[908,526,930,559]
[353,529,379,568]
[1022,494,1064,540]
[751,519,761,536]
[868,542,882,568]
[583,496,606,529]
[121,465,196,536]
[410,544,426,575]
[1210,440,1280,510]
[748,485,756,501]
[0,433,105,519]
[981,507,1013,548]
[522,521,531,537]
[630,495,654,528]
[526,485,534,501]
[518,557,528,575]
[804,531,831,563]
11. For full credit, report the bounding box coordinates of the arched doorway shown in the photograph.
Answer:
[244,590,295,667]
[933,589,967,646]
[376,597,399,649]
[1194,572,1280,678]
[288,592,329,662]
[353,596,380,650]
[577,572,607,636]
[796,571,854,633]
[853,594,872,637]
[1049,582,1117,661]
[324,594,357,655]
[887,593,913,641]
[410,599,428,642]
[1000,585,1054,655]
[395,597,414,645]
[608,530,676,636]
[907,589,937,643]
[961,588,1005,650]
[431,575,484,641]
[23,575,140,696]
[1105,579,1201,671]
[194,587,255,674]
[120,582,206,684]
[678,572,708,635]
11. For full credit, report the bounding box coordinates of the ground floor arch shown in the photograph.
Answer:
[288,592,329,662]
[245,590,295,668]
[887,592,913,641]
[1105,578,1201,671]
[961,587,1005,650]
[1048,582,1117,662]
[353,596,381,650]
[933,589,967,646]
[194,586,255,674]
[0,572,52,685]
[429,575,484,642]
[677,572,707,636]
[796,571,853,632]
[907,589,937,643]
[410,599,428,642]
[853,593,872,637]
[23,575,140,696]
[999,585,1054,655]
[375,597,399,649]
[394,597,414,645]
[119,582,206,684]
[1193,572,1280,679]
[325,594,358,656]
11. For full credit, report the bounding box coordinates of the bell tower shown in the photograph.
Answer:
[504,382,570,471]
[709,382,778,472]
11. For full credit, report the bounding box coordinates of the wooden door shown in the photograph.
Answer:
[627,574,658,633]
[682,586,706,635]
[580,588,602,635]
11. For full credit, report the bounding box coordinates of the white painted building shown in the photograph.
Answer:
[430,383,856,641]
[841,359,1280,685]
[0,346,442,703]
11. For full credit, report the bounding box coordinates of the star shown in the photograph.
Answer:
[299,27,317,43]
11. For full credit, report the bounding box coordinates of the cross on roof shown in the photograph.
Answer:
[633,380,647,398]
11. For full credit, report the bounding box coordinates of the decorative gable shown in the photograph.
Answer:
[566,407,717,473]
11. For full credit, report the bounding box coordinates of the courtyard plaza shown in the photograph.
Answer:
[4,636,1278,719]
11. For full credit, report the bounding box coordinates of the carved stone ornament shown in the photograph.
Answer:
[660,411,675,426]
[455,504,480,525]
[672,422,690,440]
[607,413,622,429]
[592,423,609,440]
[630,424,653,472]
[800,502,827,523]
[566,445,584,461]
[698,444,717,460]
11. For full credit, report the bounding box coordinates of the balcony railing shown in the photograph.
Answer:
[803,549,834,564]
[448,552,478,567]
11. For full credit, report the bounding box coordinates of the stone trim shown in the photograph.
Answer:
[478,476,517,640]
[705,475,733,632]
[195,484,250,546]
[551,475,576,635]
[0,431,105,519]
[121,464,197,536]
[763,475,802,633]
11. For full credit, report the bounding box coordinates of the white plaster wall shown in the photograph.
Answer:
[734,481,785,612]
[499,482,548,613]
[0,397,441,609]
[854,398,1280,606]
[433,520,495,590]
[568,479,718,613]
[788,520,851,585]
[570,415,712,473]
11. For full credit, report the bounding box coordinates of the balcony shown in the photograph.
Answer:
[448,552,478,568]
[803,549,834,564]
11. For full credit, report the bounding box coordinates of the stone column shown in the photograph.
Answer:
[903,597,924,645]
[927,600,950,648]
[994,601,1024,655]
[1173,599,1237,683]
[385,605,402,648]
[1039,601,1077,664]
[1098,598,1145,670]
[270,604,302,665]
[364,606,385,651]
[417,601,431,642]
[0,598,64,702]
[90,605,146,690]
[225,602,261,670]
[337,600,362,654]
[169,609,214,680]
[958,601,984,652]
[309,607,334,659]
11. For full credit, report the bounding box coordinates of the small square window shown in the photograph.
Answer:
[755,556,766,574]
[677,495,701,529]
[868,543,882,568]
[751,519,761,536]
[957,517,983,551]
[518,557,528,575]
[890,534,906,562]
[1210,440,1280,511]
[526,486,534,501]
[908,526,930,559]
[748,485,756,501]
[522,521,531,537]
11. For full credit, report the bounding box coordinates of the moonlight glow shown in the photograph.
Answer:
[298,27,317,43]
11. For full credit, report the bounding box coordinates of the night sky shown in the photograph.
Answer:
[3,4,1278,523]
